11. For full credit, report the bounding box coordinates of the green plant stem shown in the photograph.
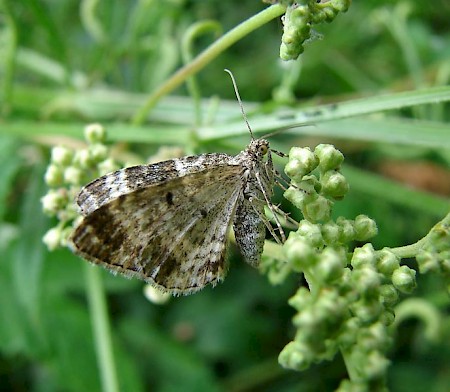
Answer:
[388,211,449,258]
[84,265,119,392]
[131,3,286,125]
[181,20,222,127]
[340,347,360,383]
[1,0,18,116]
[387,236,429,259]
[393,298,442,343]
[80,0,106,43]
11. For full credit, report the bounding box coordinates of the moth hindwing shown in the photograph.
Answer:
[70,138,277,295]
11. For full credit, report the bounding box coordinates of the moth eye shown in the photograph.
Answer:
[259,144,268,155]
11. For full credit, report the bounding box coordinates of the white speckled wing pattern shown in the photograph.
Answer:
[70,139,275,295]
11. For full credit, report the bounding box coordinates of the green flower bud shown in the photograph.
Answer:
[315,144,344,172]
[60,226,74,247]
[280,43,304,61]
[98,158,120,176]
[292,307,318,330]
[392,265,416,294]
[334,0,352,12]
[278,341,312,371]
[351,243,376,269]
[288,287,311,311]
[288,147,318,173]
[321,221,340,245]
[354,214,378,241]
[84,123,106,143]
[42,227,62,250]
[337,217,356,243]
[339,268,354,294]
[284,235,317,272]
[379,284,399,307]
[352,265,381,296]
[284,159,307,182]
[376,249,400,276]
[44,164,64,186]
[360,322,391,351]
[338,317,361,348]
[321,171,349,200]
[301,175,322,193]
[380,309,395,326]
[64,166,84,185]
[416,250,440,274]
[264,256,291,286]
[89,143,108,162]
[297,220,323,247]
[284,186,305,209]
[51,146,73,166]
[316,289,346,328]
[304,194,332,222]
[73,149,93,168]
[41,190,68,215]
[361,350,390,380]
[315,248,345,283]
[351,298,383,324]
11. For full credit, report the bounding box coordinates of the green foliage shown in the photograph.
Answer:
[1,1,449,391]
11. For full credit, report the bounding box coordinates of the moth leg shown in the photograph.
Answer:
[254,170,286,243]
[268,203,299,230]
[274,169,291,191]
[247,196,283,244]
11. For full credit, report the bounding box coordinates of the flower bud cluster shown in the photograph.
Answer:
[280,0,352,60]
[280,238,408,386]
[284,144,349,222]
[278,143,419,388]
[41,124,119,250]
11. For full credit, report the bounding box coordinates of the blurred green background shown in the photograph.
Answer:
[0,1,449,391]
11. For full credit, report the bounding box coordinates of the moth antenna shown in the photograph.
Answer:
[224,69,255,140]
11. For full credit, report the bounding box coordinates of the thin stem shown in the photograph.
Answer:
[132,3,286,125]
[387,236,429,259]
[84,265,119,392]
[387,212,450,258]
[393,298,442,343]
[1,0,18,116]
[340,347,360,382]
[181,20,222,127]
[80,0,106,43]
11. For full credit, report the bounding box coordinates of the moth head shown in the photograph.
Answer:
[249,138,270,157]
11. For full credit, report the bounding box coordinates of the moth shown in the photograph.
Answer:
[70,71,285,295]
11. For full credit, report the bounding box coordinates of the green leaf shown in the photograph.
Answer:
[0,135,22,219]
[201,85,450,141]
[12,162,48,332]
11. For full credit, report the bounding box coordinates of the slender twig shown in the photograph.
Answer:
[85,265,119,392]
[132,4,285,125]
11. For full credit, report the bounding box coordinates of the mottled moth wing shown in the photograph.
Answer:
[71,156,244,294]
[232,198,265,267]
[76,154,231,216]
[71,138,276,295]
[232,149,273,267]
